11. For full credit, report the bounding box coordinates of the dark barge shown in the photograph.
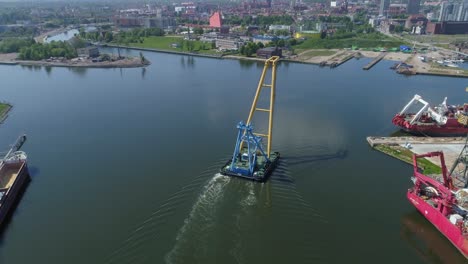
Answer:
[0,135,30,226]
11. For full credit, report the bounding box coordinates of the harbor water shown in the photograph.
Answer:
[0,49,467,263]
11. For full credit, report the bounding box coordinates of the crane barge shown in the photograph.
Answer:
[220,56,280,182]
[408,151,468,259]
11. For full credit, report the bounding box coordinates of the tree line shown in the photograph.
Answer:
[0,38,35,53]
[113,28,165,44]
[224,15,294,27]
[18,41,77,60]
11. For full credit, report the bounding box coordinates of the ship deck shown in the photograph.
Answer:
[0,162,25,190]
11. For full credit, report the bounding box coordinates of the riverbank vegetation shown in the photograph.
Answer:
[224,15,294,27]
[0,26,38,38]
[375,145,441,175]
[0,38,35,53]
[296,12,405,49]
[296,32,405,49]
[125,36,219,55]
[18,41,77,60]
[0,102,11,121]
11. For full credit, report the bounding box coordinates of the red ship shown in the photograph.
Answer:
[392,94,468,136]
[408,151,468,259]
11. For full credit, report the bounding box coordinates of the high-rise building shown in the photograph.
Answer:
[439,1,468,21]
[379,0,390,16]
[407,0,420,15]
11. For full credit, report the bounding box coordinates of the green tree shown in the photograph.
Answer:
[320,31,327,39]
[193,27,204,35]
[245,46,253,57]
[186,40,195,51]
[277,39,285,47]
[104,32,113,42]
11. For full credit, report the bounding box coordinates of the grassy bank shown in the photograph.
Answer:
[117,36,220,55]
[374,144,442,175]
[0,102,11,122]
[296,33,406,49]
[403,34,468,44]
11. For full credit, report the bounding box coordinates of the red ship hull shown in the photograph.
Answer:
[407,191,468,258]
[392,114,468,136]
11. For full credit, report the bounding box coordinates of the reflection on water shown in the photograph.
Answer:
[285,149,347,167]
[238,59,255,69]
[180,56,196,69]
[187,56,195,68]
[401,211,467,264]
[20,65,42,72]
[238,59,265,70]
[44,66,52,76]
[67,67,87,77]
[141,67,146,80]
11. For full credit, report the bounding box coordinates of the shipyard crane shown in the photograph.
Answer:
[448,127,468,188]
[449,137,468,188]
[220,56,280,182]
[399,94,448,125]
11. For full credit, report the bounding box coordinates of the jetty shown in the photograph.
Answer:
[366,136,466,147]
[318,52,355,68]
[367,136,467,176]
[362,52,386,70]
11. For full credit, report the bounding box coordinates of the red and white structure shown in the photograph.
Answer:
[408,151,468,259]
[392,94,468,136]
[209,11,222,28]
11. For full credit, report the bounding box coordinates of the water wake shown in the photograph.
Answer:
[104,160,226,264]
[165,173,232,263]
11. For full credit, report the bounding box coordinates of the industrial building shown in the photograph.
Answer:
[256,47,282,58]
[426,21,468,34]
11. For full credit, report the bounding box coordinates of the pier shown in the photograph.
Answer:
[362,53,386,70]
[318,52,355,68]
[366,136,465,147]
[367,136,466,182]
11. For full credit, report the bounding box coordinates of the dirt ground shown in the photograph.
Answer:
[0,53,18,62]
[293,48,468,77]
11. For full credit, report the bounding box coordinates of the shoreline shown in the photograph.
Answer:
[101,44,224,59]
[1,43,466,78]
[0,53,149,68]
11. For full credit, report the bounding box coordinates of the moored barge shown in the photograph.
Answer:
[0,135,30,226]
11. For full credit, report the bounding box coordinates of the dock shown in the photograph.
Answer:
[362,53,386,70]
[368,136,467,186]
[318,51,355,68]
[366,136,466,147]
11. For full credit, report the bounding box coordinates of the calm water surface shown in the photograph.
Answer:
[0,49,467,264]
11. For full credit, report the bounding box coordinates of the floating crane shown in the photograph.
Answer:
[220,56,280,182]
